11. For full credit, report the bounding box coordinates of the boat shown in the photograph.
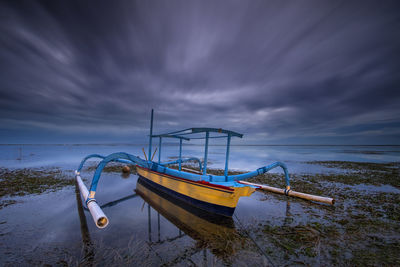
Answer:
[75,109,333,228]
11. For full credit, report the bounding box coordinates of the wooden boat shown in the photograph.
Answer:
[75,109,332,228]
[135,165,254,216]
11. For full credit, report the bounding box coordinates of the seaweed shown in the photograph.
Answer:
[0,168,74,198]
[0,167,74,209]
[306,161,399,172]
[306,161,399,187]
[244,161,400,266]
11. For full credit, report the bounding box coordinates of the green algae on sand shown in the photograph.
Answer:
[0,167,74,209]
[244,161,400,266]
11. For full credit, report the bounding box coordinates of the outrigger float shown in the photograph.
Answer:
[76,110,334,228]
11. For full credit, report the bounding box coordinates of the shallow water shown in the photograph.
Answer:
[0,145,399,265]
[1,144,399,170]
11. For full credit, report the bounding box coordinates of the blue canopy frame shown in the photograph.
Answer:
[151,133,190,170]
[147,112,243,179]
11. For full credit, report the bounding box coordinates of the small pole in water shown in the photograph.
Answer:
[17,147,22,160]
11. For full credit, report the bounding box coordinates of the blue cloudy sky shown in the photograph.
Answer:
[0,0,399,144]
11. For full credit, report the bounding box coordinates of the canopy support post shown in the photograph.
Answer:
[148,109,154,161]
[158,137,162,163]
[203,132,209,175]
[224,134,231,180]
[179,138,183,171]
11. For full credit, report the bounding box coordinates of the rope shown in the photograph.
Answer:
[284,189,292,196]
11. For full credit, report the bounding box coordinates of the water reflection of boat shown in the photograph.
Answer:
[135,176,244,260]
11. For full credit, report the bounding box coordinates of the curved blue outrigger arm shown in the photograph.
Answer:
[77,154,134,172]
[77,152,291,205]
[235,162,290,186]
[77,152,147,202]
[148,161,290,187]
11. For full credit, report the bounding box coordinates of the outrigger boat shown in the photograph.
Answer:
[75,110,334,228]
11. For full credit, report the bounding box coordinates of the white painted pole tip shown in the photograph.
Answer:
[87,200,109,228]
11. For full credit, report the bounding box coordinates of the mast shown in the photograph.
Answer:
[148,109,154,161]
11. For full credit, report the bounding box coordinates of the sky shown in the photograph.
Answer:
[0,0,399,145]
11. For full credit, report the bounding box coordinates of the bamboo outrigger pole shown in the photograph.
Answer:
[238,180,335,205]
[75,171,109,228]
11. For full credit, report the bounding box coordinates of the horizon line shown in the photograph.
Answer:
[0,143,399,146]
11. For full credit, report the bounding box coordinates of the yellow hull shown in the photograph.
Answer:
[136,166,255,216]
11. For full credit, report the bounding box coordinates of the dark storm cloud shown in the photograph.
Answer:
[0,0,399,143]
